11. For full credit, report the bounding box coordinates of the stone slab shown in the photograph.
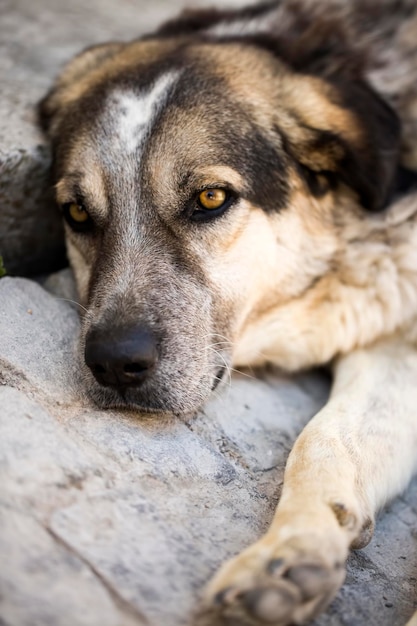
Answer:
[0,273,417,626]
[0,506,136,626]
[0,276,80,401]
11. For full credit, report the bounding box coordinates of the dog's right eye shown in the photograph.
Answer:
[62,202,93,232]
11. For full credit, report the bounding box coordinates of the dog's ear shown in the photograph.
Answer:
[38,42,123,135]
[155,2,272,37]
[246,16,401,212]
[278,73,401,211]
[156,8,231,36]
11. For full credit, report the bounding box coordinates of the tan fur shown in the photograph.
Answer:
[56,166,107,219]
[234,190,417,369]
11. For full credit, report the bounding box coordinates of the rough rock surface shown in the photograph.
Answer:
[1,272,417,626]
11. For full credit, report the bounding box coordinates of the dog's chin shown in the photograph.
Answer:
[83,371,222,417]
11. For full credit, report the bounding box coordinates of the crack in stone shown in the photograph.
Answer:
[45,525,150,626]
[186,412,253,473]
[0,358,32,389]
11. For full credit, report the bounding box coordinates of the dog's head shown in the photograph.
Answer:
[39,8,401,414]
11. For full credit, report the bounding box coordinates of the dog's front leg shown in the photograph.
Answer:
[197,338,417,625]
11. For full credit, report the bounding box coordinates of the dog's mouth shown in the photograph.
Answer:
[83,352,231,415]
[212,366,226,391]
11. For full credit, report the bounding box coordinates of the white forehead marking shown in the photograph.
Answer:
[113,71,180,154]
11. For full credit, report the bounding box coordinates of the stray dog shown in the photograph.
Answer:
[39,0,417,624]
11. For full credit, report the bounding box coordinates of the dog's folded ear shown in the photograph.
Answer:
[155,2,274,38]
[156,8,232,36]
[276,72,401,212]
[38,42,123,135]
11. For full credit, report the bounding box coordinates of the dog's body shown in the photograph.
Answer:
[39,1,417,624]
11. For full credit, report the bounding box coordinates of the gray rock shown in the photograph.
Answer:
[0,276,80,402]
[0,506,139,626]
[0,386,146,626]
[0,274,309,625]
[0,143,65,276]
[0,273,417,626]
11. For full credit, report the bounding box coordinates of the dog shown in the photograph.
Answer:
[39,0,417,624]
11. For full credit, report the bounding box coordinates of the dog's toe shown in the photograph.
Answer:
[239,585,299,622]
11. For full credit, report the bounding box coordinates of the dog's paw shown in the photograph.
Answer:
[195,532,347,626]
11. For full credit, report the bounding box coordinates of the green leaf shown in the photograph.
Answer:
[0,256,6,278]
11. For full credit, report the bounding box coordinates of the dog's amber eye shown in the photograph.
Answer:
[62,202,93,232]
[69,203,89,222]
[191,187,236,223]
[198,189,227,210]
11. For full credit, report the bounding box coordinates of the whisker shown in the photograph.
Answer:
[204,332,268,363]
[202,332,235,345]
[228,367,257,381]
[55,297,89,314]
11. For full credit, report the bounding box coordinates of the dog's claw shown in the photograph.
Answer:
[283,563,333,600]
[266,558,286,576]
[213,588,232,606]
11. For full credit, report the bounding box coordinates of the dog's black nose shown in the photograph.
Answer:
[85,325,158,388]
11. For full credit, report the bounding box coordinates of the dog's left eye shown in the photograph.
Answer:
[198,189,227,210]
[191,188,235,222]
[62,202,93,232]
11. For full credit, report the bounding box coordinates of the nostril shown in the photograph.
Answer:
[123,363,148,375]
